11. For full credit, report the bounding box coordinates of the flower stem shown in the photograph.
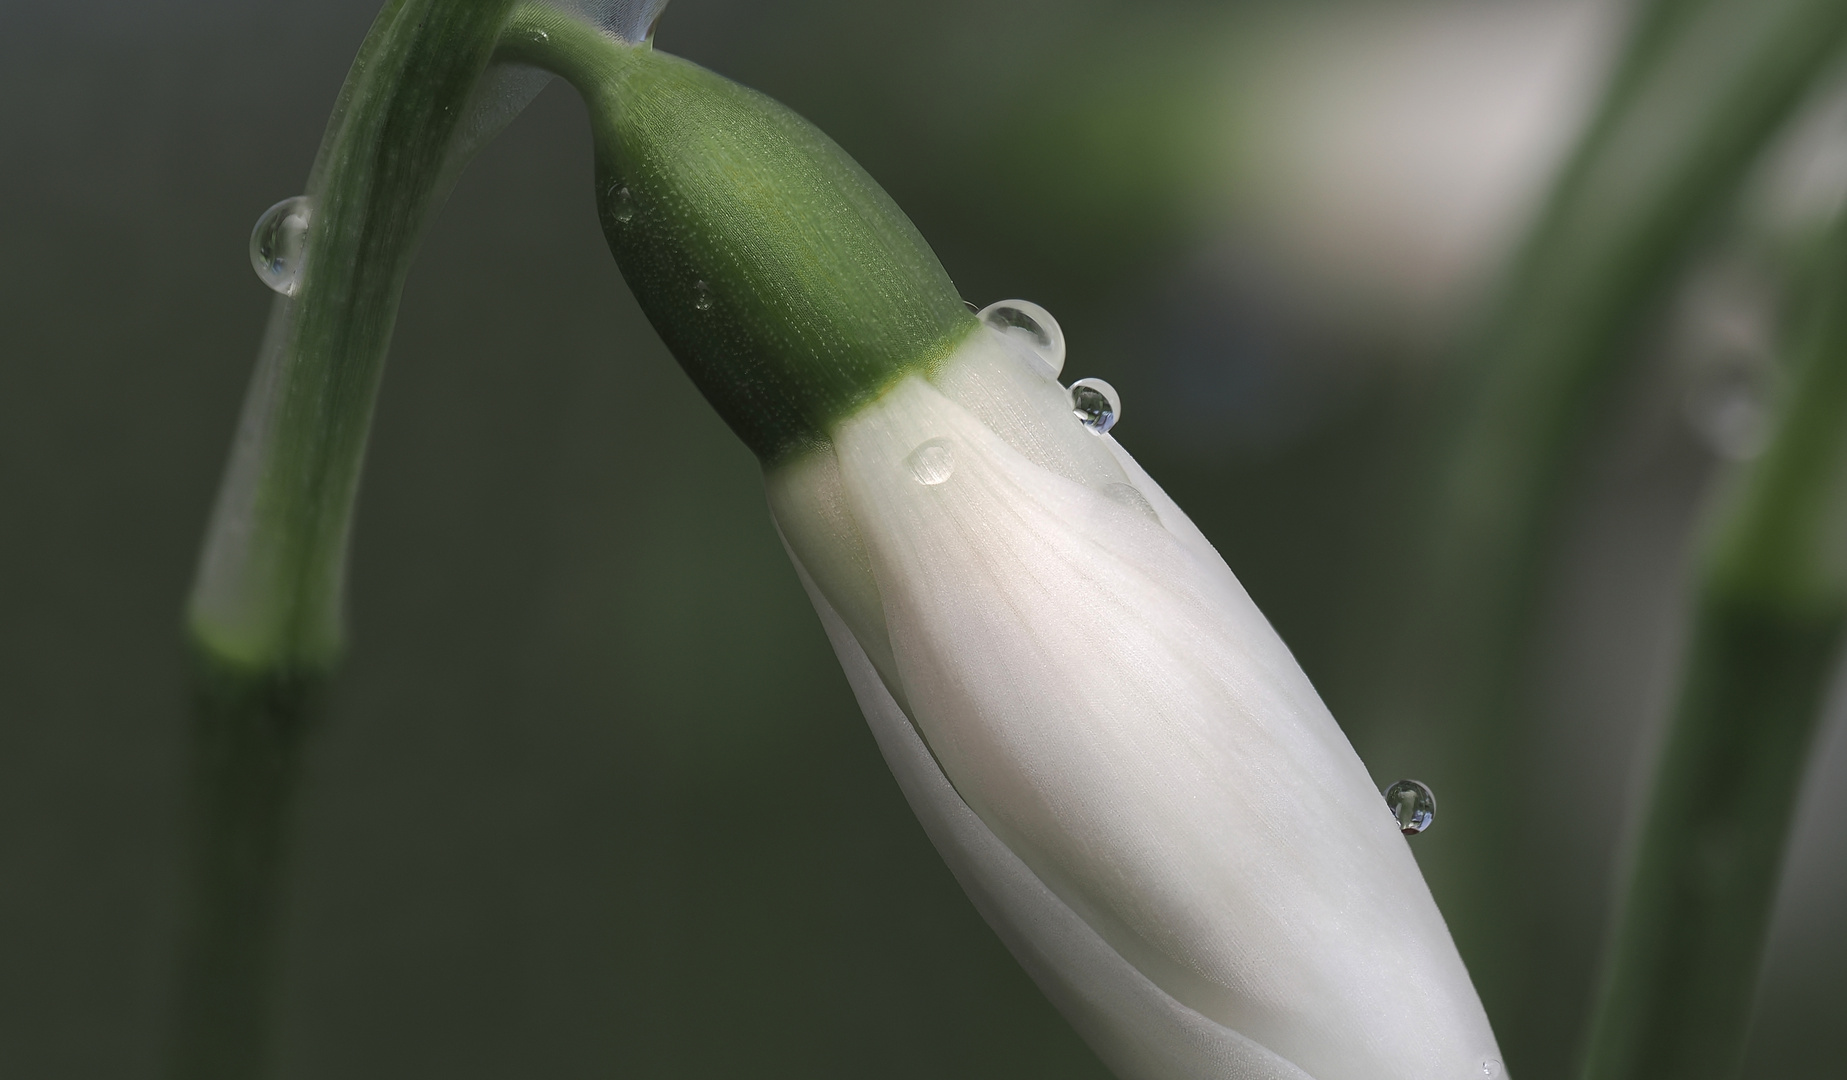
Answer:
[171,2,515,1075]
[163,662,322,1080]
[1392,0,1847,1032]
[187,0,516,677]
[1580,219,1847,1080]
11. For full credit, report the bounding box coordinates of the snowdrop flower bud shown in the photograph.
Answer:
[771,335,1506,1080]
[521,10,1505,1076]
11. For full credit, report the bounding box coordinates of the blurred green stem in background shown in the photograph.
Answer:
[171,1,513,1076]
[167,665,322,1080]
[1580,213,1847,1080]
[1399,0,1847,1041]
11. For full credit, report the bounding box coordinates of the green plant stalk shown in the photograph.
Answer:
[172,3,514,1076]
[1580,220,1847,1080]
[165,664,323,1080]
[1394,0,1847,1030]
[188,0,516,675]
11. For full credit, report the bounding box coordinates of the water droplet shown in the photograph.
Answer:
[530,27,550,44]
[608,184,635,224]
[1384,779,1435,835]
[1069,378,1121,435]
[1103,482,1156,518]
[1684,352,1774,461]
[1482,1059,1503,1078]
[906,440,954,485]
[979,299,1065,377]
[1672,264,1778,461]
[249,196,311,296]
[962,299,979,313]
[693,279,714,311]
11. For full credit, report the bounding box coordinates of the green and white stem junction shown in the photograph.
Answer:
[187,4,1505,1078]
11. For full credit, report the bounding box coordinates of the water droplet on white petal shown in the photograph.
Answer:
[1103,482,1156,518]
[906,440,954,485]
[1069,378,1120,434]
[1384,779,1435,835]
[979,299,1065,377]
[250,196,311,296]
[1482,1059,1503,1077]
[693,279,714,311]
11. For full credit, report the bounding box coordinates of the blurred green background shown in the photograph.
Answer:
[1,0,1842,1077]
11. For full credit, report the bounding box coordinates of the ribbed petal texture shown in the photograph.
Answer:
[770,330,1504,1080]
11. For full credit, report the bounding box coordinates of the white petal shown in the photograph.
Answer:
[783,546,1316,1080]
[770,332,1504,1078]
[816,369,1492,1070]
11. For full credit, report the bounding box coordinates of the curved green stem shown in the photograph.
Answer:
[171,3,516,1076]
[187,0,518,677]
[1391,0,1847,1039]
[1580,219,1847,1080]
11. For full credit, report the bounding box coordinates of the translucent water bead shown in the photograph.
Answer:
[1384,779,1435,835]
[978,299,1065,378]
[249,196,312,296]
[607,183,636,224]
[906,440,955,485]
[1069,378,1121,435]
[1684,351,1775,461]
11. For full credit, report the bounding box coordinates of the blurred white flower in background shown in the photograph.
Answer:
[1056,0,1627,455]
[1217,0,1621,342]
